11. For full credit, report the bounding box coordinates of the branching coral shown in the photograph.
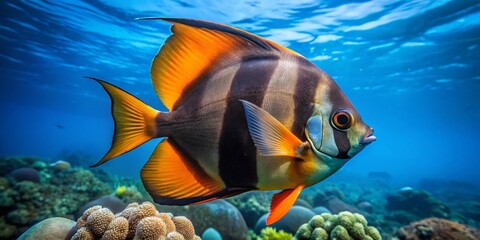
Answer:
[293,211,382,240]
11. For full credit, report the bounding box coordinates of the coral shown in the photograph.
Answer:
[17,217,76,240]
[117,185,146,203]
[0,216,17,239]
[102,217,128,240]
[116,186,127,197]
[385,188,449,220]
[86,207,115,236]
[0,157,112,238]
[255,206,316,234]
[135,216,166,240]
[158,212,176,233]
[258,227,293,240]
[10,167,40,183]
[167,231,186,240]
[172,216,195,240]
[67,201,200,240]
[71,227,95,240]
[293,211,382,240]
[393,217,480,240]
[127,202,158,238]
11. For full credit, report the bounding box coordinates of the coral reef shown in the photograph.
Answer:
[293,211,382,240]
[385,188,450,220]
[158,199,248,240]
[393,217,480,240]
[255,206,315,234]
[0,157,112,239]
[68,201,200,240]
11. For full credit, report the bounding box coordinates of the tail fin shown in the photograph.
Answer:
[88,77,160,167]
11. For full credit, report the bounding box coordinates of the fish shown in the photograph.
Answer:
[89,18,376,225]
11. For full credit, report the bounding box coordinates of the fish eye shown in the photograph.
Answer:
[331,110,354,131]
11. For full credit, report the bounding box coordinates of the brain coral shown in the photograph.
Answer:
[293,211,382,240]
[393,217,480,240]
[68,201,200,240]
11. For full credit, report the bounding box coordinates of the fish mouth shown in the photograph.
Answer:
[361,128,376,146]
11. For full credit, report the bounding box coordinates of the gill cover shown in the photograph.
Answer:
[306,115,323,151]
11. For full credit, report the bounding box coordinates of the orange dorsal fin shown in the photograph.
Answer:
[267,185,304,225]
[89,78,159,167]
[141,138,226,205]
[240,100,303,157]
[142,18,302,110]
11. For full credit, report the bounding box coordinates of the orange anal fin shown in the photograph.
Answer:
[141,138,225,205]
[267,185,304,225]
[240,100,302,157]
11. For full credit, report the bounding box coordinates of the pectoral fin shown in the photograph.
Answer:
[240,100,302,157]
[267,185,304,225]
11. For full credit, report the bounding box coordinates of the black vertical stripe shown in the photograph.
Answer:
[333,130,350,159]
[292,57,321,140]
[328,81,352,159]
[218,55,279,187]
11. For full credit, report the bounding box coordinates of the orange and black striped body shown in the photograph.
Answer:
[90,18,376,225]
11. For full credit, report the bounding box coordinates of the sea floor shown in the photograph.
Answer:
[1,156,479,239]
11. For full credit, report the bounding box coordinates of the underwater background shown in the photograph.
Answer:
[1,0,479,239]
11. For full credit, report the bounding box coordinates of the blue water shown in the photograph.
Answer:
[1,0,479,186]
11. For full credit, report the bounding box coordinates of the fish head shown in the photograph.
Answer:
[305,79,375,167]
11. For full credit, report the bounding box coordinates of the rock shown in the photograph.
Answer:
[312,206,331,215]
[326,197,360,214]
[226,191,271,228]
[202,227,222,240]
[385,188,449,219]
[75,195,127,219]
[313,187,345,207]
[157,199,248,240]
[17,217,75,240]
[295,199,313,209]
[394,217,480,240]
[10,167,40,183]
[357,201,373,213]
[255,206,315,234]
